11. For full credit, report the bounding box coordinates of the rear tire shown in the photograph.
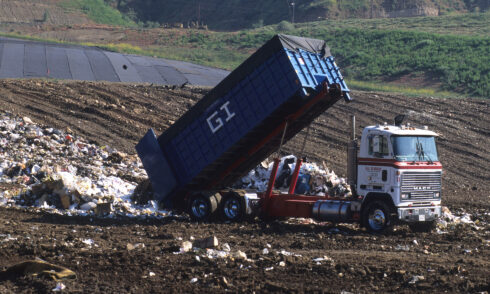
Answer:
[362,201,393,233]
[409,221,435,233]
[220,193,244,222]
[188,193,218,221]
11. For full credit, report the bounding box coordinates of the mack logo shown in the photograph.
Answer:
[413,186,432,190]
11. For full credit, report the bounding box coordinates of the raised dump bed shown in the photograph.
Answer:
[136,34,351,207]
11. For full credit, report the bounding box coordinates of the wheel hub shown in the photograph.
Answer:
[224,198,240,219]
[368,209,386,231]
[191,199,208,218]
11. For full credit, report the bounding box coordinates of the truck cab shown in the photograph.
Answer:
[355,123,442,231]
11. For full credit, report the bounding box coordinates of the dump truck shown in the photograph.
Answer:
[136,34,442,233]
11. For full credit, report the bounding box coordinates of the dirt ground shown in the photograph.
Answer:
[0,79,488,293]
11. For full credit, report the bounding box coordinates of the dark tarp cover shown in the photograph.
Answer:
[0,37,228,86]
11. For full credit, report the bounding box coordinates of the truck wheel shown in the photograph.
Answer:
[221,193,244,222]
[189,193,217,221]
[362,201,393,233]
[409,221,435,233]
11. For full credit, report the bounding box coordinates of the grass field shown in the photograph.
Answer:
[59,0,136,27]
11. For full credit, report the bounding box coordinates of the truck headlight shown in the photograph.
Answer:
[434,192,440,198]
[401,193,410,200]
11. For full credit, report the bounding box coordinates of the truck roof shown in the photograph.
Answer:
[364,124,439,137]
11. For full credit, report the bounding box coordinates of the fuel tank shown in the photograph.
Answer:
[312,200,352,222]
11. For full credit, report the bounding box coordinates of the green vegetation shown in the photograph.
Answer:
[60,0,136,27]
[311,29,489,97]
[111,0,488,30]
[347,79,462,98]
[144,22,489,97]
[294,11,490,36]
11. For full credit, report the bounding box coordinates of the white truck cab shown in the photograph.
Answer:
[354,122,442,231]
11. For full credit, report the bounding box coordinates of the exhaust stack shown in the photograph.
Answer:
[347,115,358,190]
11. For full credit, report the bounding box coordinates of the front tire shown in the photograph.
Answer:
[362,201,393,233]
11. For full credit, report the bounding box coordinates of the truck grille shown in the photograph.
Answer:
[401,171,441,200]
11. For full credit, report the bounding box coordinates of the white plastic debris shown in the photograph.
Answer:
[395,245,410,251]
[236,155,352,197]
[278,250,302,257]
[409,275,425,284]
[312,256,334,263]
[190,278,198,284]
[262,248,269,255]
[231,250,247,260]
[222,243,231,252]
[0,234,17,243]
[179,241,193,253]
[205,248,229,259]
[52,282,66,292]
[82,239,94,246]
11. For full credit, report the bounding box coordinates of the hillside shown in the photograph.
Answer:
[112,0,489,30]
[0,1,488,97]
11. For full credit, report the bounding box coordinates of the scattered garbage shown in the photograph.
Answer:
[435,206,484,232]
[235,155,352,197]
[0,112,170,218]
[312,256,334,264]
[408,275,425,284]
[193,236,219,249]
[179,241,193,253]
[81,239,95,247]
[127,243,145,251]
[222,243,231,252]
[278,250,302,257]
[231,250,248,261]
[395,244,410,252]
[52,282,66,292]
[0,234,17,243]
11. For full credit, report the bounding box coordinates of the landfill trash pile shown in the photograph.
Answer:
[435,206,485,233]
[0,112,170,218]
[236,155,353,197]
[0,111,353,219]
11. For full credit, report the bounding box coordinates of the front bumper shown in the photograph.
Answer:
[397,206,441,222]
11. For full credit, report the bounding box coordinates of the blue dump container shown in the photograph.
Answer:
[136,34,351,207]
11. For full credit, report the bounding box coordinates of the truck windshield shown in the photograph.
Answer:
[391,136,439,162]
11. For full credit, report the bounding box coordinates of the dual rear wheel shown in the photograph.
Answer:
[188,192,244,222]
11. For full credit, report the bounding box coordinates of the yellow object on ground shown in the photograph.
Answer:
[1,259,76,281]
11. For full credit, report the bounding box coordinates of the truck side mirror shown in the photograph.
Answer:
[373,135,380,153]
